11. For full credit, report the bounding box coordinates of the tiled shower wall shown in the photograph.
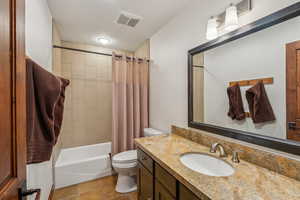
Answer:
[60,42,132,148]
[52,22,63,162]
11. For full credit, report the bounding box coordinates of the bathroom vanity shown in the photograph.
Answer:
[135,129,300,200]
[137,148,206,200]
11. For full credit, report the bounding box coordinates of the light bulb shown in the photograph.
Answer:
[206,17,218,40]
[225,4,239,31]
[96,37,111,45]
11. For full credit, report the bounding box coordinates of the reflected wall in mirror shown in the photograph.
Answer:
[190,14,300,143]
[192,53,204,123]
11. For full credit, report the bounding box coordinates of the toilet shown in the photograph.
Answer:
[112,128,164,193]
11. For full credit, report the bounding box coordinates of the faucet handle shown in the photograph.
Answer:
[232,150,242,163]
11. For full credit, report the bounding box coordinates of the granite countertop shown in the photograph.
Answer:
[135,134,300,200]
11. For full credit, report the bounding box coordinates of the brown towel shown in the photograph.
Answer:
[26,58,70,164]
[227,84,246,120]
[246,82,275,124]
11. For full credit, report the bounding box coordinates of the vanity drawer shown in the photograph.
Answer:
[155,180,175,200]
[137,148,153,173]
[155,163,177,197]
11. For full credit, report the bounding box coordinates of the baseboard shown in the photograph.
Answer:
[48,185,55,200]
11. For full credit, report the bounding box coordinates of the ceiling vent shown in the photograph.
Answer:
[116,12,142,28]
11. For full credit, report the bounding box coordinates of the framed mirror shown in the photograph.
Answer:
[188,2,300,155]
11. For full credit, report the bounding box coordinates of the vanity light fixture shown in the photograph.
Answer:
[225,4,239,31]
[96,36,111,45]
[206,17,218,40]
[205,0,251,41]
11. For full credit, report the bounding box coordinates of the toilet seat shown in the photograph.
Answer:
[112,161,137,169]
[112,150,137,169]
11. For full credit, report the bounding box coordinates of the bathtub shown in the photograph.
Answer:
[55,142,112,189]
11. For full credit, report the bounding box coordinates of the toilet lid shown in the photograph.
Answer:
[112,150,137,163]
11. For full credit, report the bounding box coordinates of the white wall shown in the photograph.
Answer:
[26,0,52,71]
[25,0,53,199]
[204,16,300,139]
[150,0,300,133]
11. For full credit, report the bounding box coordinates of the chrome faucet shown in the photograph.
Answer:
[210,143,227,157]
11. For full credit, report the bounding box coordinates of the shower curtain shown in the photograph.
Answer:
[112,53,149,155]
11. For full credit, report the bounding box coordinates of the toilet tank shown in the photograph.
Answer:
[144,128,164,137]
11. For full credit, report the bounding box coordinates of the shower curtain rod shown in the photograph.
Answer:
[53,45,150,62]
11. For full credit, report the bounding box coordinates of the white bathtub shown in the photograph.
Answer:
[55,142,112,189]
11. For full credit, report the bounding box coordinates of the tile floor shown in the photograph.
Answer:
[53,176,137,200]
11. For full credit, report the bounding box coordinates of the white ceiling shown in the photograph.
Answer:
[47,0,192,51]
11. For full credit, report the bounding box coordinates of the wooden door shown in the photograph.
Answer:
[137,163,153,200]
[0,0,27,199]
[287,40,300,142]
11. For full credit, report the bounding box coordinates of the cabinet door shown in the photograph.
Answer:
[155,181,175,200]
[155,163,176,197]
[179,183,210,200]
[138,162,154,200]
[179,184,200,200]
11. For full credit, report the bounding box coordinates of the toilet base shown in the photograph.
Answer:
[115,174,137,193]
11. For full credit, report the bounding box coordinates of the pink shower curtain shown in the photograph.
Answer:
[112,53,149,155]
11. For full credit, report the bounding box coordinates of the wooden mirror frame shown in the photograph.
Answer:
[188,2,300,155]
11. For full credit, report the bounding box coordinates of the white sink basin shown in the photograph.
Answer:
[180,153,235,177]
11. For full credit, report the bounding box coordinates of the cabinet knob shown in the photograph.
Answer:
[142,157,148,161]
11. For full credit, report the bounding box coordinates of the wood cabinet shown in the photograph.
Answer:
[137,162,154,200]
[179,184,202,200]
[137,148,208,200]
[155,181,175,200]
[155,164,176,197]
[138,149,154,173]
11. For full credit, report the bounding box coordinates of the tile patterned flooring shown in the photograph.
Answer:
[53,176,137,200]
